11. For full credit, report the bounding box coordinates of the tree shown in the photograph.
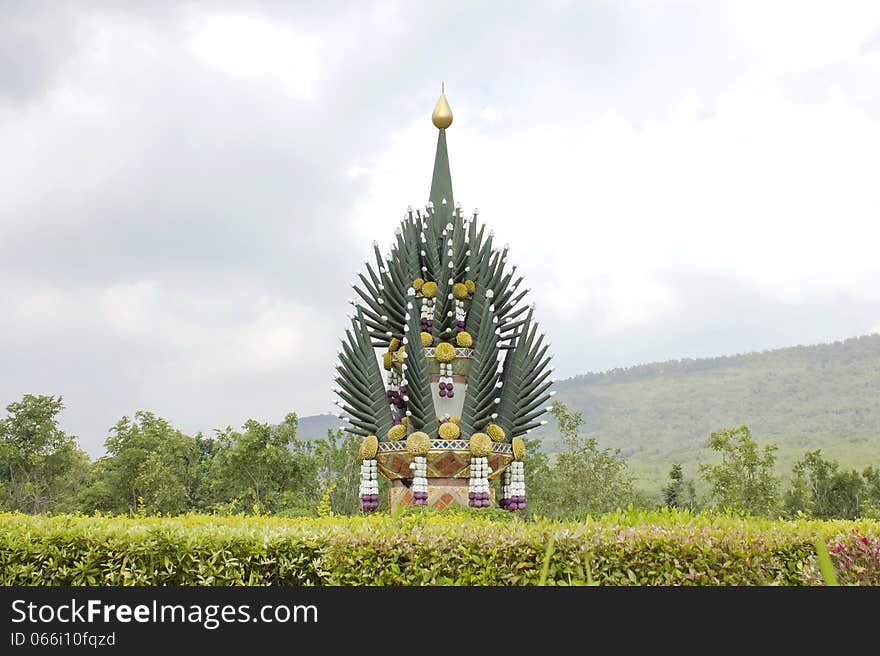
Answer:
[0,395,90,513]
[861,466,880,519]
[93,411,205,515]
[784,450,866,519]
[662,463,698,510]
[534,401,636,518]
[699,426,779,516]
[520,435,553,514]
[208,413,318,514]
[312,429,363,515]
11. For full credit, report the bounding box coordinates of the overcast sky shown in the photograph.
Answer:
[2,1,879,455]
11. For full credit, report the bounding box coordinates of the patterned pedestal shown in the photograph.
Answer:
[388,478,496,511]
[378,440,511,511]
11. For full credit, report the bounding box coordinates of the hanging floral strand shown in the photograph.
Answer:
[358,435,380,512]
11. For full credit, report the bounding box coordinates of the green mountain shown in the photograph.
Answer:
[299,334,880,496]
[540,333,880,494]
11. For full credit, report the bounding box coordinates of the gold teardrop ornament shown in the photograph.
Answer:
[432,92,453,129]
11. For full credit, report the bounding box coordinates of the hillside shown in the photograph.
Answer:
[541,333,880,493]
[296,413,340,441]
[299,334,880,496]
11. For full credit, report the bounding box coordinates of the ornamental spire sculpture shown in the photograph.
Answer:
[335,89,554,512]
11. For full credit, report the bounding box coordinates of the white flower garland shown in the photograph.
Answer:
[409,455,428,505]
[359,458,378,512]
[469,456,491,507]
[501,461,525,511]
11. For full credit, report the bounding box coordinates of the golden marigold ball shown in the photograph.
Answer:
[412,278,424,291]
[452,282,469,300]
[486,423,506,442]
[465,279,476,294]
[420,331,433,347]
[512,437,526,461]
[438,422,461,439]
[387,424,406,441]
[455,331,473,348]
[434,342,455,363]
[406,431,431,456]
[469,433,492,457]
[449,415,461,425]
[401,416,409,427]
[421,281,438,298]
[359,435,379,460]
[382,351,393,370]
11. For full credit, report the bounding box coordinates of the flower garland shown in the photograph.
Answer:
[469,457,491,507]
[358,435,379,512]
[434,341,456,397]
[499,462,525,511]
[410,456,428,505]
[419,280,436,334]
[359,459,379,512]
[501,438,527,511]
[385,364,406,410]
[407,432,430,506]
[468,432,493,508]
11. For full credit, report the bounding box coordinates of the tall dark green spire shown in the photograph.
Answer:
[429,90,454,219]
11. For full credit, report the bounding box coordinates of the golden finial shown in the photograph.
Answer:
[432,83,453,129]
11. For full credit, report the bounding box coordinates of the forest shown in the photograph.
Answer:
[2,393,878,521]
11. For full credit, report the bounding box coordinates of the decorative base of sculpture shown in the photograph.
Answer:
[388,478,496,511]
[376,440,513,479]
[379,441,510,511]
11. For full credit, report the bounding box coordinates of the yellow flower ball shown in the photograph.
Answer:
[412,278,424,291]
[401,416,409,427]
[434,342,455,363]
[512,437,526,461]
[421,281,438,298]
[486,423,506,442]
[438,422,461,439]
[389,337,401,351]
[453,282,468,300]
[449,415,461,425]
[469,433,492,457]
[382,351,393,370]
[359,435,379,461]
[406,431,431,456]
[465,279,476,294]
[420,331,433,347]
[387,424,406,441]
[455,331,473,348]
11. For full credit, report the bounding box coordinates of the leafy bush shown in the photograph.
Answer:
[801,530,880,585]
[0,509,877,586]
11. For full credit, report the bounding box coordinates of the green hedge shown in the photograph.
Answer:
[1,509,877,585]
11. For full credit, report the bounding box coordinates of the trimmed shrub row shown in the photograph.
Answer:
[1,509,877,585]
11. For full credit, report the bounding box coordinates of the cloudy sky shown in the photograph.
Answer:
[3,1,880,455]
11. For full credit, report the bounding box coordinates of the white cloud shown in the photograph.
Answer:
[723,1,880,75]
[188,14,321,100]
[347,38,880,345]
